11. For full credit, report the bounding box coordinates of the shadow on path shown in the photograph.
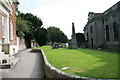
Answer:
[2,49,44,79]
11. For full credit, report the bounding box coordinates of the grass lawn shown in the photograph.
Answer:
[36,46,119,79]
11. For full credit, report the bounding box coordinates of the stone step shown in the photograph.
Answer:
[0,57,20,69]
[0,52,5,57]
[2,54,10,58]
[1,52,5,54]
[10,57,20,67]
[0,52,10,58]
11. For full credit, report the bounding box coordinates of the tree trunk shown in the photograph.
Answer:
[24,33,31,48]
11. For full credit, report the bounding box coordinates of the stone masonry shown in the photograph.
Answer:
[84,1,120,50]
[68,22,77,49]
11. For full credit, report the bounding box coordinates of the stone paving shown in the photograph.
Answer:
[1,49,44,79]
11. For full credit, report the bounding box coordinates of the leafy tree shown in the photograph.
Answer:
[16,12,44,48]
[47,26,68,44]
[19,13,43,30]
[16,12,68,47]
[34,27,48,46]
[76,33,85,48]
[16,16,31,38]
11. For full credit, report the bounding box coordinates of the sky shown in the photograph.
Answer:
[18,0,119,39]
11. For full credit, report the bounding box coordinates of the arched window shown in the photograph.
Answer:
[105,25,110,40]
[91,38,93,48]
[87,32,89,42]
[113,22,118,40]
[90,26,92,34]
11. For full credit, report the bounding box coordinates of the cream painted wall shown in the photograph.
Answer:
[9,45,19,56]
[9,37,19,55]
[0,0,19,56]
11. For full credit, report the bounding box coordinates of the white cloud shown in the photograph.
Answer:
[18,0,119,39]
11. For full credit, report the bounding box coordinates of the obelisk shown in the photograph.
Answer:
[68,22,77,49]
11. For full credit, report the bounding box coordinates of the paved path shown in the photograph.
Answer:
[1,49,44,78]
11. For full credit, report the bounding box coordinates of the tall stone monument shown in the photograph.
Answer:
[68,22,77,49]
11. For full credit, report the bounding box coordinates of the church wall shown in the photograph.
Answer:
[84,1,120,50]
[103,2,120,50]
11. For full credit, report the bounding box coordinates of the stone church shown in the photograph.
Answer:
[84,1,120,50]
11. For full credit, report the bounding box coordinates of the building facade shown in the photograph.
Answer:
[0,0,19,68]
[84,1,120,50]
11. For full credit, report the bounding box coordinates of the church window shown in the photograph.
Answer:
[113,22,118,40]
[90,26,92,34]
[105,25,110,41]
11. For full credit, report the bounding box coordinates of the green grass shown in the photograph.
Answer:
[36,46,119,79]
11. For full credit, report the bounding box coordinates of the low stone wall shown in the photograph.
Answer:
[41,50,88,79]
[18,38,26,51]
[32,49,88,79]
[32,49,118,80]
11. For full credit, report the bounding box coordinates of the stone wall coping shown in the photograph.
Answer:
[32,49,118,80]
[40,49,88,79]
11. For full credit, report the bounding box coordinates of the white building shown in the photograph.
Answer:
[0,0,19,68]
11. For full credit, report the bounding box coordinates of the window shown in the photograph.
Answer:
[90,26,92,34]
[10,21,13,40]
[86,32,89,42]
[113,22,118,40]
[2,16,5,38]
[10,0,12,5]
[105,25,110,41]
[91,39,93,48]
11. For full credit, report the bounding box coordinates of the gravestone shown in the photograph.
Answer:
[52,43,59,49]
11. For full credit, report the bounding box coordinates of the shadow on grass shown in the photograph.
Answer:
[37,46,120,79]
[99,49,120,54]
[74,48,120,79]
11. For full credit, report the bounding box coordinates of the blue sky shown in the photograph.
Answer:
[18,0,119,39]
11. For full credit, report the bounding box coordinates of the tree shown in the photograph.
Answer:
[34,27,48,46]
[47,26,68,44]
[16,12,44,48]
[16,16,31,38]
[76,33,85,48]
[20,13,43,30]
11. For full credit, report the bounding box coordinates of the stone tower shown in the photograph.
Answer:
[68,22,77,49]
